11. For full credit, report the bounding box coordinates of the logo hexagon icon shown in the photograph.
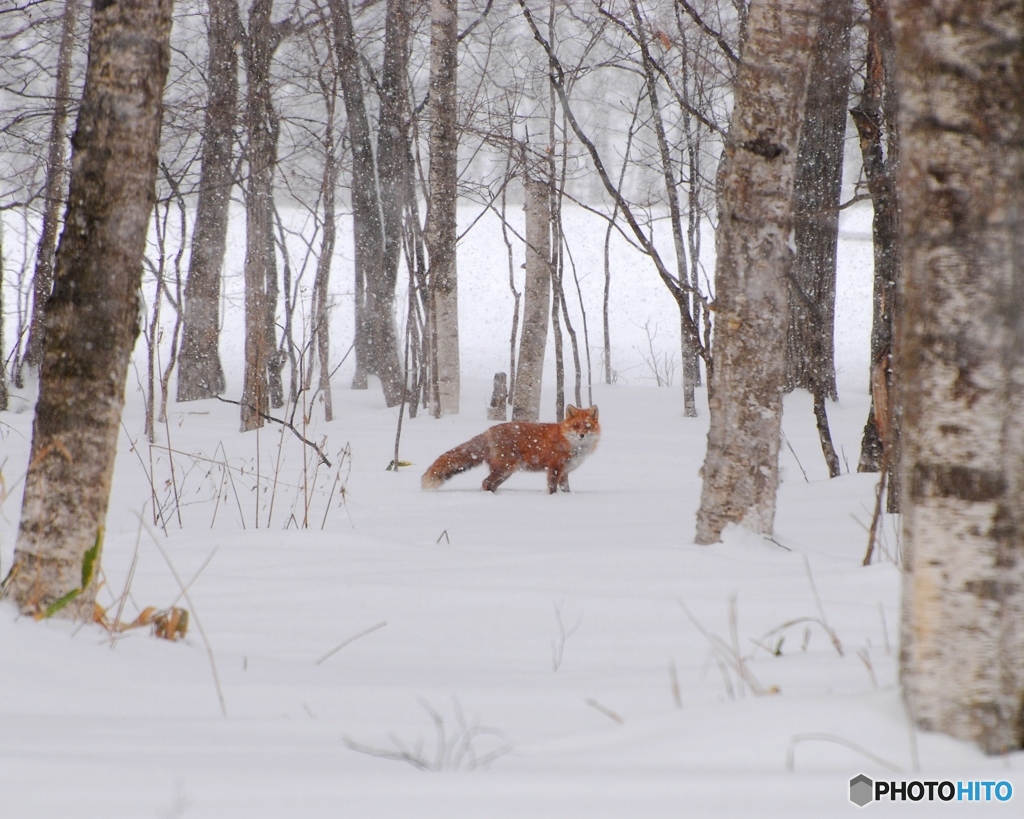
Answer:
[850,774,874,807]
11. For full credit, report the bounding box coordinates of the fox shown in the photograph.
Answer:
[421,405,600,494]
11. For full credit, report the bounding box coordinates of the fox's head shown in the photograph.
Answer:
[564,405,600,439]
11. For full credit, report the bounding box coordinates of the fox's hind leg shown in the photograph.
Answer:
[483,463,515,492]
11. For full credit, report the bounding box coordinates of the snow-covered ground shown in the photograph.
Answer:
[1,204,1019,817]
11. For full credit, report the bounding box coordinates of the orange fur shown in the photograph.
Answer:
[421,405,600,494]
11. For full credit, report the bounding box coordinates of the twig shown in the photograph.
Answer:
[343,697,510,771]
[803,556,843,656]
[166,544,221,612]
[319,444,351,531]
[781,430,809,483]
[121,421,168,534]
[107,515,144,646]
[551,601,583,671]
[669,659,682,709]
[863,470,887,565]
[215,396,331,467]
[857,647,879,689]
[679,598,766,696]
[585,698,624,724]
[787,733,902,773]
[137,514,227,717]
[755,615,842,658]
[315,621,388,665]
[878,602,891,656]
[216,441,247,530]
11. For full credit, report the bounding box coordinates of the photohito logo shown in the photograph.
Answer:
[850,774,1014,806]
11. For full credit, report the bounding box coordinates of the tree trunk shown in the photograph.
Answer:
[176,0,239,402]
[308,65,338,422]
[631,0,697,417]
[0,219,7,411]
[239,0,281,431]
[372,0,410,408]
[894,0,1024,756]
[6,0,172,619]
[694,0,822,545]
[512,177,551,422]
[784,0,851,401]
[330,0,403,406]
[426,0,460,417]
[853,0,902,514]
[22,0,81,379]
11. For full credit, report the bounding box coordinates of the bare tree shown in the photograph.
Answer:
[0,218,6,411]
[20,0,82,379]
[517,0,713,402]
[628,0,699,416]
[785,0,853,479]
[694,0,823,545]
[303,2,340,422]
[512,175,552,422]
[329,0,405,407]
[895,0,1024,755]
[176,0,242,402]
[425,0,460,417]
[239,0,294,430]
[5,0,173,618]
[853,0,902,513]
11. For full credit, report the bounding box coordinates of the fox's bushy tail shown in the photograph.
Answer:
[421,435,488,490]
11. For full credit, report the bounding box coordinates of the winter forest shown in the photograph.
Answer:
[1,0,1023,815]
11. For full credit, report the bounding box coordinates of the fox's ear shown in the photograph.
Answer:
[589,406,599,419]
[566,405,578,417]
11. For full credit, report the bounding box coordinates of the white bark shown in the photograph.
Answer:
[894,0,1024,754]
[512,178,551,422]
[8,0,173,618]
[426,0,460,416]
[694,0,823,544]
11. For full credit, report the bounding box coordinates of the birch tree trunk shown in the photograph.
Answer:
[426,0,460,417]
[895,0,1024,755]
[176,0,240,402]
[6,0,172,619]
[694,0,822,545]
[512,178,551,422]
[22,0,81,378]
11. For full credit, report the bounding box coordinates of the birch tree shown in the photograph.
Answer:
[694,0,822,544]
[425,0,460,417]
[895,0,1024,755]
[5,0,173,618]
[512,176,551,422]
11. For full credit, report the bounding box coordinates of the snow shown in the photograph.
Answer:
[1,203,1020,817]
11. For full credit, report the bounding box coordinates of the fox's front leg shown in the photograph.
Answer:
[547,468,569,494]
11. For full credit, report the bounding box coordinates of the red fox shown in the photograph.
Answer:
[422,405,600,494]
